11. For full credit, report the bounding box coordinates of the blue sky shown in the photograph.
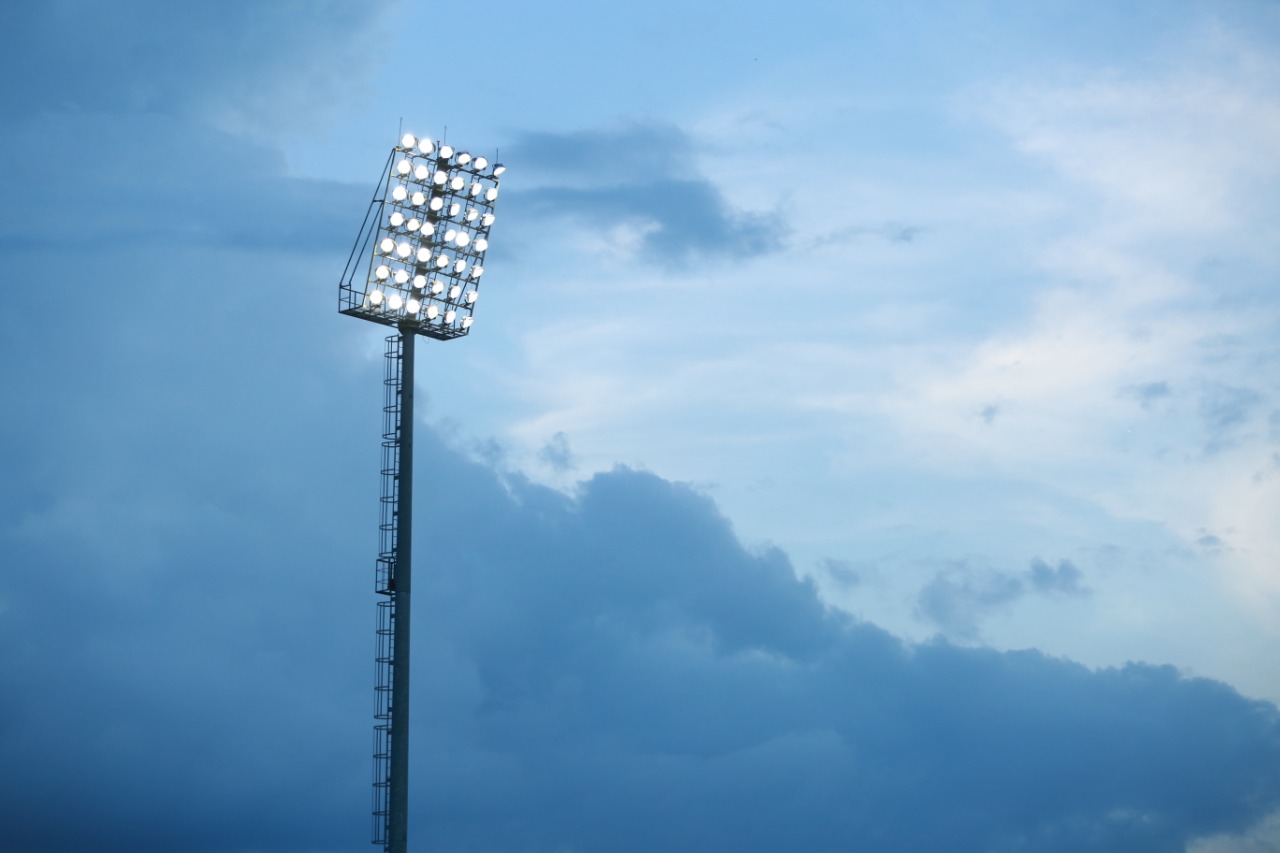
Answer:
[2,1,1279,851]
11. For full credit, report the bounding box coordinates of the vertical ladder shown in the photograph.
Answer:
[372,333,403,849]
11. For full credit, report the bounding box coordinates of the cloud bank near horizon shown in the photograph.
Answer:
[3,423,1279,852]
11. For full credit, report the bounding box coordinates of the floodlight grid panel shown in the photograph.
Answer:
[340,138,503,342]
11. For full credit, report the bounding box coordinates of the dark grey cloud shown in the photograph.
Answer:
[918,558,1089,638]
[0,0,400,128]
[4,423,1279,852]
[506,123,784,268]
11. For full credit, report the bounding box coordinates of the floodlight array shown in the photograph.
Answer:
[341,133,505,340]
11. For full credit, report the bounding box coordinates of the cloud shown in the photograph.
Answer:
[4,424,1278,852]
[0,0,401,133]
[507,123,785,267]
[1200,383,1263,451]
[538,430,576,473]
[918,558,1090,638]
[1123,380,1173,409]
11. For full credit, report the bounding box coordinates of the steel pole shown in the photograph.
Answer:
[388,327,414,853]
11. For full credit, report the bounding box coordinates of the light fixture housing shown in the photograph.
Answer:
[339,133,505,340]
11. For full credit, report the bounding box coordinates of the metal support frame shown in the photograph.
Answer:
[372,330,415,853]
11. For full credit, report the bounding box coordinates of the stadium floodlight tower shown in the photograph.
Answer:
[339,131,505,853]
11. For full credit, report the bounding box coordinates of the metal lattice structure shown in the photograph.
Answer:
[371,333,404,846]
[340,134,504,341]
[340,132,505,853]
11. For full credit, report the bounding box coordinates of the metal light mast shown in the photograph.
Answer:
[339,131,506,853]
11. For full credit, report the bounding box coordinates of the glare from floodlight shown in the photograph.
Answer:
[439,145,454,159]
[474,156,488,170]
[492,164,505,176]
[400,133,416,149]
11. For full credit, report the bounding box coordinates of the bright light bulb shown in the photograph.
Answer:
[485,187,499,201]
[369,289,385,305]
[450,176,465,191]
[431,279,444,294]
[395,159,411,175]
[392,185,408,201]
[413,274,427,289]
[389,211,405,228]
[449,284,461,300]
[449,202,460,217]
[444,229,458,243]
[417,138,434,156]
[465,290,478,303]
[379,238,395,254]
[439,145,454,159]
[435,254,449,268]
[445,310,456,323]
[411,191,426,207]
[473,156,488,170]
[387,293,403,311]
[414,164,430,181]
[453,260,466,274]
[470,266,484,278]
[400,133,416,149]
[481,213,495,227]
[426,305,439,320]
[393,269,409,284]
[395,242,411,258]
[474,237,488,251]
[469,182,482,197]
[375,265,391,280]
[416,247,431,263]
[429,197,444,211]
[421,221,436,236]
[456,232,471,247]
[465,209,479,222]
[492,164,506,176]
[457,152,472,166]
[405,298,421,314]
[433,171,447,185]
[461,316,473,329]
[405,218,421,232]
